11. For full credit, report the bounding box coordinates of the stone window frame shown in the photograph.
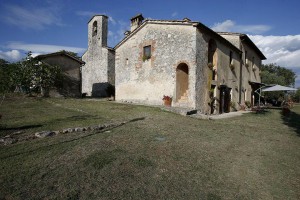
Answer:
[138,40,156,67]
[245,51,248,66]
[143,45,151,61]
[229,50,235,71]
[229,51,233,66]
[92,21,97,37]
[252,56,255,71]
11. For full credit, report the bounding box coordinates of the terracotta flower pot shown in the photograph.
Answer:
[164,99,172,106]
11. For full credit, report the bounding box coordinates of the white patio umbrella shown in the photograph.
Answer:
[262,85,297,92]
[255,85,297,106]
[260,85,297,106]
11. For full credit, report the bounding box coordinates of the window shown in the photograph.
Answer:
[92,21,97,37]
[252,56,255,71]
[143,45,151,61]
[229,51,234,70]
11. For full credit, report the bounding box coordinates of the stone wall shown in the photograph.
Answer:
[40,55,82,97]
[82,15,114,97]
[221,34,262,104]
[195,29,209,112]
[195,30,241,114]
[81,14,264,113]
[115,23,197,107]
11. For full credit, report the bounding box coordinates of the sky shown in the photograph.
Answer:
[0,0,300,87]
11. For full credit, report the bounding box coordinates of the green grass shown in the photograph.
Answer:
[1,95,300,199]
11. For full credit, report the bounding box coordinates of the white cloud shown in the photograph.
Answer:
[2,4,63,30]
[0,50,22,62]
[0,42,85,62]
[109,16,117,25]
[171,12,178,17]
[212,20,235,32]
[108,20,130,47]
[249,35,300,68]
[211,20,271,34]
[6,42,85,54]
[249,35,300,87]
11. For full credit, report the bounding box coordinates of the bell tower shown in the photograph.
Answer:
[88,15,108,49]
[82,15,115,97]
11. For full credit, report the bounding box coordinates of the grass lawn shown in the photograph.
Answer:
[1,95,300,199]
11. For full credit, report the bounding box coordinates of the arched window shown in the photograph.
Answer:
[176,63,189,102]
[208,39,217,65]
[208,39,217,80]
[92,21,97,36]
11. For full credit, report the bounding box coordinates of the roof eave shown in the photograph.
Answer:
[36,52,85,65]
[196,24,242,54]
[87,15,108,24]
[240,34,266,60]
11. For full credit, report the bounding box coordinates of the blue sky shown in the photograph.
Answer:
[0,0,300,87]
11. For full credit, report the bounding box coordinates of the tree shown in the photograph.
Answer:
[0,59,23,106]
[293,88,300,103]
[261,63,296,87]
[0,59,11,94]
[1,52,62,98]
[260,63,297,102]
[20,52,61,97]
[0,59,22,93]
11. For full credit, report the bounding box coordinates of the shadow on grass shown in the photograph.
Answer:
[0,117,145,160]
[0,124,43,131]
[281,110,300,137]
[250,108,270,115]
[49,115,102,124]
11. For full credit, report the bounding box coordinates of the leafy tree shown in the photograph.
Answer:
[19,52,61,97]
[293,88,300,103]
[0,59,11,94]
[260,63,297,102]
[0,59,23,106]
[261,63,296,87]
[0,59,22,93]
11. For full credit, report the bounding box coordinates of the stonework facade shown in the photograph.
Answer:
[219,33,266,107]
[82,14,266,114]
[82,15,115,97]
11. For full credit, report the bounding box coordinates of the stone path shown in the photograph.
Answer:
[161,106,251,120]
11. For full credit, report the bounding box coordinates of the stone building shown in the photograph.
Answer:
[218,32,266,106]
[36,51,85,97]
[82,15,115,97]
[82,14,266,114]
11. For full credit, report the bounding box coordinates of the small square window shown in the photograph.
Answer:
[143,45,151,61]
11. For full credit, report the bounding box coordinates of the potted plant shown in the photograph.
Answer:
[245,101,251,109]
[208,63,213,69]
[162,95,172,106]
[230,101,236,111]
[239,104,246,111]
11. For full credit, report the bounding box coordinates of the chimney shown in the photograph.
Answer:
[130,13,144,31]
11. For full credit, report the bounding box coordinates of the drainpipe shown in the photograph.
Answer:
[239,43,243,104]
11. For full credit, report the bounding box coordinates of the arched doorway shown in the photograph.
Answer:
[176,63,189,102]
